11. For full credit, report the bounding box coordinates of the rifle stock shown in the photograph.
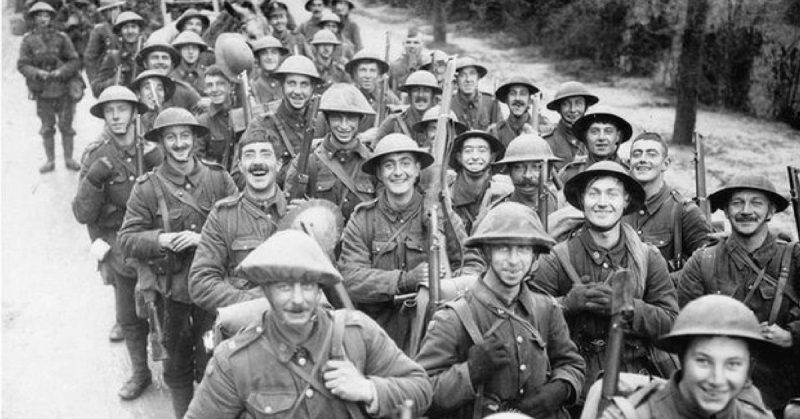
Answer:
[693,132,711,221]
[374,31,390,128]
[788,166,800,239]
[288,95,321,201]
[597,269,634,417]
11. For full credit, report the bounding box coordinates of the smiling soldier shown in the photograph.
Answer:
[558,110,633,185]
[544,81,599,172]
[195,65,238,169]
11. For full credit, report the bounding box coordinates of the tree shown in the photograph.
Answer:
[432,0,448,44]
[672,0,709,145]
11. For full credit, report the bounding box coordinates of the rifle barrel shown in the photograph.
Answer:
[788,166,800,239]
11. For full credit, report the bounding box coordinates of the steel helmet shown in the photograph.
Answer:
[235,230,342,287]
[449,130,506,170]
[136,38,180,68]
[399,70,441,94]
[413,105,468,135]
[112,11,144,33]
[419,49,447,72]
[455,56,488,79]
[319,83,375,116]
[345,49,389,74]
[563,160,645,215]
[172,30,208,51]
[250,35,289,55]
[97,0,124,12]
[708,174,790,213]
[494,76,540,103]
[332,0,355,9]
[304,0,329,12]
[90,85,148,119]
[572,109,633,145]
[129,69,176,103]
[493,134,562,166]
[310,29,341,46]
[144,107,209,142]
[26,1,56,16]
[175,8,209,32]
[546,81,599,111]
[656,295,772,354]
[465,202,555,252]
[215,33,255,80]
[361,133,434,175]
[317,9,341,27]
[272,55,322,84]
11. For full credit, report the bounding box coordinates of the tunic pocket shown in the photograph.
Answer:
[245,390,297,418]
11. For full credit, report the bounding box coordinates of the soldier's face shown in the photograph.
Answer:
[259,48,283,72]
[379,152,420,198]
[182,17,204,35]
[355,62,380,92]
[315,43,335,60]
[309,0,325,18]
[138,78,165,109]
[679,336,750,416]
[34,11,52,27]
[558,96,586,125]
[585,122,620,158]
[456,67,479,95]
[120,22,140,43]
[282,74,314,110]
[403,35,423,56]
[204,74,231,105]
[424,123,437,145]
[509,161,544,196]
[269,11,288,32]
[488,244,536,287]
[725,190,774,238]
[409,87,434,112]
[333,0,349,15]
[239,142,279,193]
[630,139,669,184]
[507,86,532,117]
[322,22,339,34]
[103,101,135,135]
[328,112,360,143]
[264,281,322,328]
[582,176,629,230]
[160,125,195,164]
[457,137,492,174]
[146,51,173,74]
[179,45,201,65]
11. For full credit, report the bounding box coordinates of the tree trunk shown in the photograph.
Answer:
[433,0,447,44]
[672,0,709,145]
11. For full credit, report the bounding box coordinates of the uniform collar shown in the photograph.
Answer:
[277,100,307,123]
[642,182,671,214]
[377,188,423,222]
[102,126,137,157]
[578,226,628,267]
[556,120,580,147]
[243,187,287,216]
[322,134,368,158]
[668,372,738,419]
[505,112,531,133]
[264,307,329,364]
[472,271,534,315]
[456,91,480,107]
[725,231,777,269]
[157,157,204,186]
[451,170,490,206]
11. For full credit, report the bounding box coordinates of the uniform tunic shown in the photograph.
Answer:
[545,120,586,172]
[488,112,535,148]
[196,103,235,168]
[678,233,800,410]
[91,40,139,98]
[374,106,425,145]
[358,88,401,133]
[450,91,503,132]
[313,56,350,93]
[189,191,287,312]
[339,15,362,52]
[249,68,282,109]
[416,275,585,419]
[171,61,206,96]
[83,22,117,85]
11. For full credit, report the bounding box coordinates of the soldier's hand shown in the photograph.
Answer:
[398,262,428,293]
[195,97,212,114]
[760,322,793,348]
[585,283,612,315]
[85,156,114,187]
[35,69,50,80]
[467,333,510,386]
[519,380,571,417]
[563,282,592,313]
[286,198,307,213]
[170,231,201,252]
[158,232,177,250]
[599,404,627,419]
[323,359,375,404]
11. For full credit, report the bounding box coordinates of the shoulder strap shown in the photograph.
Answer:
[330,309,348,360]
[553,243,583,286]
[149,175,171,233]
[267,113,295,157]
[769,242,797,324]
[395,114,412,137]
[313,147,372,203]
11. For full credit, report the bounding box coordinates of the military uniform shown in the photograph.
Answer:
[678,233,800,411]
[54,1,96,64]
[272,29,313,59]
[196,104,236,168]
[188,191,287,312]
[339,15,362,52]
[544,120,586,172]
[171,61,206,96]
[449,172,494,234]
[359,88,402,133]
[488,113,537,148]
[91,40,139,97]
[83,22,118,86]
[313,56,350,92]
[390,54,424,96]
[374,106,426,143]
[558,154,627,187]
[249,68,282,108]
[298,16,322,41]
[451,91,503,131]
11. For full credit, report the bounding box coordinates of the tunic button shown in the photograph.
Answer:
[497,309,505,315]
[516,336,523,344]
[264,406,272,413]
[305,389,314,398]
[190,224,197,230]
[639,210,645,215]
[602,263,609,268]
[519,389,525,395]
[186,184,192,189]
[298,357,307,366]
[256,326,263,333]
[129,176,135,181]
[637,230,642,235]
[520,364,527,371]
[592,252,600,258]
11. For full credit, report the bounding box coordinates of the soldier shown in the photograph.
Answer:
[317,9,355,60]
[266,1,313,59]
[450,56,502,131]
[417,202,585,418]
[678,174,800,414]
[332,0,362,53]
[284,83,376,221]
[390,27,427,95]
[249,35,288,106]
[623,132,712,280]
[557,110,632,185]
[544,81,598,172]
[298,0,328,41]
[195,65,237,168]
[90,10,144,97]
[174,8,209,36]
[411,104,467,150]
[371,70,440,146]
[310,29,350,92]
[136,38,202,111]
[597,295,775,419]
[83,0,124,86]
[447,130,508,233]
[184,230,433,418]
[72,86,162,400]
[18,1,82,173]
[118,108,238,418]
[419,49,448,89]
[242,55,325,187]
[532,161,678,411]
[488,76,544,147]
[346,49,401,132]
[189,131,286,313]
[338,134,466,352]
[53,0,96,65]
[171,31,209,95]
[129,69,175,133]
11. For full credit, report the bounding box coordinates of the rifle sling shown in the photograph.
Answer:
[728,243,799,308]
[553,244,583,286]
[313,147,372,203]
[395,115,412,137]
[149,175,173,294]
[769,243,796,324]
[670,193,683,270]
[267,114,295,157]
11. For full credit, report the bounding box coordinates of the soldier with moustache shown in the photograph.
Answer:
[90,10,144,97]
[298,0,328,41]
[118,108,238,418]
[266,2,313,59]
[332,0,362,52]
[557,110,633,185]
[73,86,162,400]
[310,29,350,92]
[488,76,546,147]
[544,81,598,172]
[346,50,401,133]
[249,35,288,106]
[369,70,440,147]
[450,56,503,131]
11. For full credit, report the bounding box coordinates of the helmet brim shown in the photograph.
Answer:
[89,100,149,119]
[564,167,645,215]
[708,187,790,213]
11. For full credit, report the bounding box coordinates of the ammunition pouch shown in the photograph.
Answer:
[68,76,85,102]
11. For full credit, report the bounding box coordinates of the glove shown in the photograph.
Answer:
[34,69,50,80]
[467,334,510,386]
[562,281,592,313]
[519,380,571,417]
[585,283,612,315]
[398,262,428,293]
[85,157,114,187]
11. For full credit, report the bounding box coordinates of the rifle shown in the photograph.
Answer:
[288,94,321,201]
[788,166,800,239]
[158,0,169,24]
[115,35,143,86]
[374,31,390,128]
[407,56,458,357]
[597,269,634,418]
[538,161,549,232]
[693,132,711,222]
